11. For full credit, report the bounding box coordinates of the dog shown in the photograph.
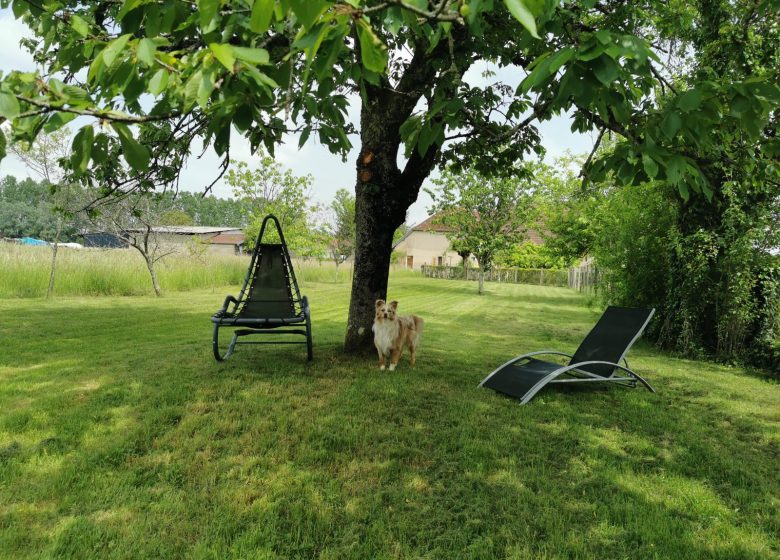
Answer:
[372,299,424,371]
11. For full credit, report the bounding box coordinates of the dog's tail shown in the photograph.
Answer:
[411,316,424,346]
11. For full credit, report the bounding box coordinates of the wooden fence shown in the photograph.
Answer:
[421,265,569,287]
[568,259,600,293]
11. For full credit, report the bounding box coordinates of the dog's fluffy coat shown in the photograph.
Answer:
[372,299,423,370]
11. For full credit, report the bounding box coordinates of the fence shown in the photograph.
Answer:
[568,259,600,293]
[421,265,569,287]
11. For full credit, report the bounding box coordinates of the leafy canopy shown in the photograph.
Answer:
[0,0,777,205]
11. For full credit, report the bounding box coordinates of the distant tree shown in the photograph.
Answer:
[159,209,194,226]
[328,188,356,268]
[531,155,596,266]
[172,192,248,228]
[226,156,318,253]
[0,176,56,240]
[429,167,531,295]
[88,195,175,296]
[9,128,76,298]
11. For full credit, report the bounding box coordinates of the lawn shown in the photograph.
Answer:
[0,276,778,559]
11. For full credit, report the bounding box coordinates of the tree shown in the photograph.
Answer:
[8,128,76,298]
[170,192,248,228]
[225,156,320,253]
[0,176,57,239]
[328,188,356,268]
[429,167,530,294]
[0,1,777,352]
[88,194,177,296]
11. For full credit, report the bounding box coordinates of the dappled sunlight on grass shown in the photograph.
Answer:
[0,276,778,558]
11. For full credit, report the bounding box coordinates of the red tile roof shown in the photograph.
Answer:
[413,214,454,232]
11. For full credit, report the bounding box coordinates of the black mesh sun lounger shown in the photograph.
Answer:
[211,215,313,361]
[479,307,656,404]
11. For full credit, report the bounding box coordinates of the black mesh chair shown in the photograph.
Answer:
[479,307,655,404]
[211,215,312,362]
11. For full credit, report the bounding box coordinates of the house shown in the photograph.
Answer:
[393,214,545,270]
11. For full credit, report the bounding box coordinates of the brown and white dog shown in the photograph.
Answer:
[372,299,424,371]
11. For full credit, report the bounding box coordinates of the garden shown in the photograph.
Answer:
[1,271,778,559]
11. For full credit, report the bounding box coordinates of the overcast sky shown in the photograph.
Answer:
[0,9,596,225]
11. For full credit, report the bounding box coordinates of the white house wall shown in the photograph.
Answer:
[394,231,467,269]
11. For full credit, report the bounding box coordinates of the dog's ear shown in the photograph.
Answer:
[389,300,398,311]
[375,299,385,309]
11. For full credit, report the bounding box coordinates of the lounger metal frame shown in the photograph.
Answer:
[479,308,656,404]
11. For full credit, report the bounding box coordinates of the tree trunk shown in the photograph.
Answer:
[344,193,399,353]
[145,257,162,297]
[46,217,63,299]
[343,117,429,353]
[478,267,485,295]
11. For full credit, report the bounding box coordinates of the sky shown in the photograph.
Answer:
[0,9,597,226]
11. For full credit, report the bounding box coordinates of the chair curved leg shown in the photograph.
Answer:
[213,323,239,362]
[304,299,313,361]
[630,370,656,393]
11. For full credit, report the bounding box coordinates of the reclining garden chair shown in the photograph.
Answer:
[479,306,655,404]
[211,215,312,362]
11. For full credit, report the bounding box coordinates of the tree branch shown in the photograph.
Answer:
[15,95,179,123]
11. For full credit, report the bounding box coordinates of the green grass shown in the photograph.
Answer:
[0,276,778,559]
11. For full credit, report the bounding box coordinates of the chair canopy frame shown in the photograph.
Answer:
[479,307,655,404]
[211,215,312,361]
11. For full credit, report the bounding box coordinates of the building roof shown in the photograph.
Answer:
[208,233,245,245]
[413,214,453,233]
[126,226,242,235]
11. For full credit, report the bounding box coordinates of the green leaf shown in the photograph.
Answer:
[0,92,20,120]
[666,155,685,185]
[232,46,270,65]
[70,125,94,173]
[289,0,330,30]
[137,38,156,66]
[245,67,279,89]
[592,55,619,86]
[102,34,132,67]
[62,85,91,107]
[117,0,147,21]
[661,111,682,140]
[356,19,388,73]
[250,0,275,33]
[198,0,220,31]
[298,127,311,148]
[209,43,236,72]
[0,129,6,161]
[148,69,169,95]
[642,153,658,179]
[677,89,702,112]
[43,111,77,132]
[184,71,203,109]
[504,0,540,39]
[197,73,214,108]
[71,15,90,37]
[112,122,150,171]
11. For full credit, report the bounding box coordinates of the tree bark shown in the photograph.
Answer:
[343,32,470,353]
[46,217,62,299]
[343,102,433,352]
[145,256,162,297]
[478,267,485,295]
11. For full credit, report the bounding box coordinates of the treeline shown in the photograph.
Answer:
[0,175,249,241]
